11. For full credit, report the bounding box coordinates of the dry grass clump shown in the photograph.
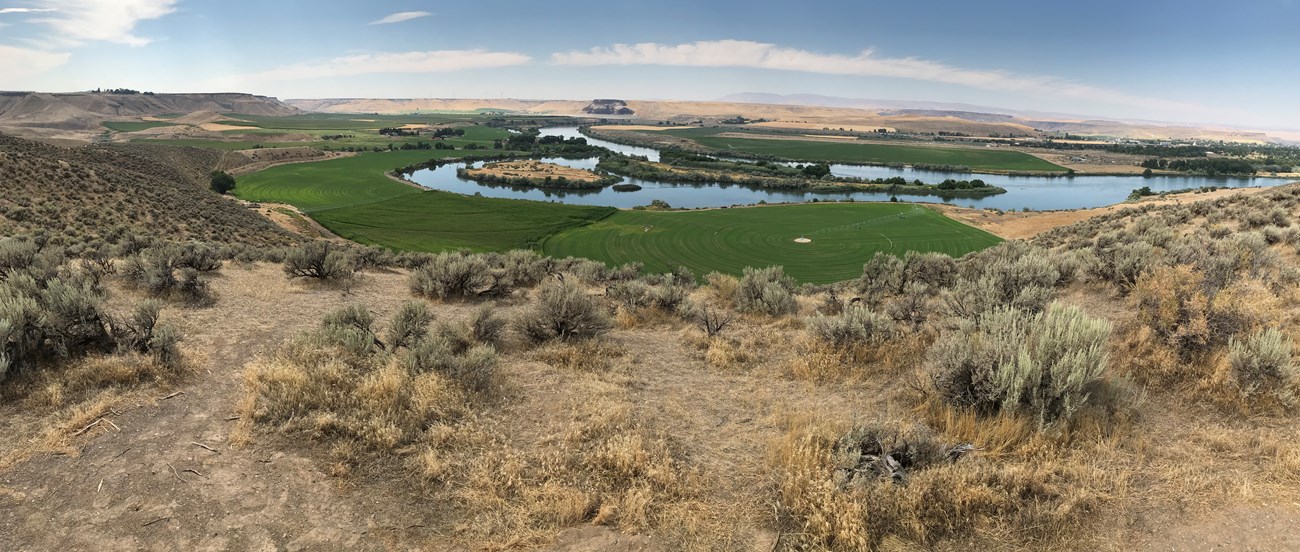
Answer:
[772,415,1108,551]
[239,302,496,454]
[530,339,626,373]
[1123,264,1297,411]
[441,395,697,546]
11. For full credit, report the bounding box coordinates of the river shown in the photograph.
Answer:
[405,126,1286,210]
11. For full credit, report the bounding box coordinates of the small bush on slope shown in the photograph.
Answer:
[283,241,355,282]
[514,281,612,344]
[735,266,797,316]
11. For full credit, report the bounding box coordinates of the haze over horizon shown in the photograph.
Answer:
[1,0,1297,131]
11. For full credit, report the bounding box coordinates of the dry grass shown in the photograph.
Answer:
[529,339,627,373]
[0,352,187,469]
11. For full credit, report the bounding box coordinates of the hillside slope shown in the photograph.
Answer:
[0,134,298,248]
[0,92,299,131]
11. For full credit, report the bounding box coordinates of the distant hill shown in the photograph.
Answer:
[0,92,299,131]
[0,134,298,248]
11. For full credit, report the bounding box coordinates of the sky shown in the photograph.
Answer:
[1,0,1298,130]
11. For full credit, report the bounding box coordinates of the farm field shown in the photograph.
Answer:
[659,127,1067,172]
[230,147,614,251]
[313,190,615,252]
[102,120,179,132]
[132,113,515,151]
[541,202,1002,283]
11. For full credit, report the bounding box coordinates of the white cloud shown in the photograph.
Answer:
[369,11,431,25]
[236,49,532,82]
[552,40,1206,114]
[0,44,69,78]
[0,7,57,14]
[27,0,176,47]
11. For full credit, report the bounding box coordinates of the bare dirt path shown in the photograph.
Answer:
[0,266,437,551]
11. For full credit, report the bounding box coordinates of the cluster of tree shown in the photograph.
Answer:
[209,170,235,194]
[1140,157,1257,176]
[93,88,153,95]
[320,134,354,141]
[936,178,991,190]
[379,127,419,137]
[799,163,832,178]
[431,128,466,138]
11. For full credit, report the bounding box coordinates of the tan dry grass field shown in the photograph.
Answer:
[466,160,610,183]
[934,185,1277,239]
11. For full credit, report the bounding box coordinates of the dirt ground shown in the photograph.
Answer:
[1,262,1298,549]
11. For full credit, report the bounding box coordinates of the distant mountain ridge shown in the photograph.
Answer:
[0,92,299,131]
[716,92,1092,122]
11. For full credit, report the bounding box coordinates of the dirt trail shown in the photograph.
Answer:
[0,267,434,551]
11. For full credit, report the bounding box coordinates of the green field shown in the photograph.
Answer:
[229,148,613,251]
[313,191,615,252]
[660,128,1066,172]
[133,112,513,151]
[541,203,1001,283]
[103,121,179,132]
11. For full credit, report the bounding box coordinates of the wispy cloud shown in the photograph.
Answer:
[369,11,431,25]
[0,7,57,14]
[236,49,531,81]
[0,44,70,78]
[553,39,1209,114]
[26,0,176,47]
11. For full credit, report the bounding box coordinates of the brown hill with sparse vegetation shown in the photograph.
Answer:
[0,134,298,249]
[0,92,298,131]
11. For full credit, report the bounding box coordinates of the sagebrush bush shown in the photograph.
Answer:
[808,305,896,351]
[515,282,612,343]
[1228,328,1297,402]
[929,303,1112,426]
[901,251,956,289]
[283,241,355,281]
[859,252,903,303]
[386,301,432,351]
[409,252,491,300]
[110,300,181,369]
[735,266,798,316]
[436,304,506,352]
[120,244,217,304]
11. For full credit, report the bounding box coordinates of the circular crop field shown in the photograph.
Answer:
[540,202,1002,283]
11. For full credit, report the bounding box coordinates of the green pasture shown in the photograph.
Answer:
[103,121,179,132]
[540,202,1001,283]
[661,128,1066,172]
[312,191,615,252]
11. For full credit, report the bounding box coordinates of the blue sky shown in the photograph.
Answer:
[1,0,1298,129]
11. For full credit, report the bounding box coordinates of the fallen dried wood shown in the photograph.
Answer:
[141,516,169,527]
[71,418,102,436]
[192,442,219,454]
